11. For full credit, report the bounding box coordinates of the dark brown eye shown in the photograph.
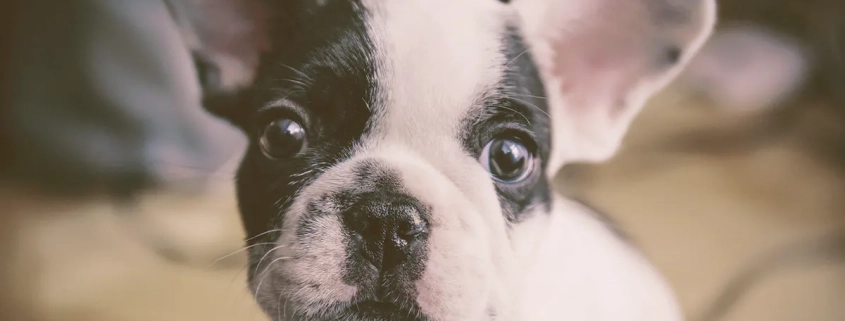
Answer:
[479,137,534,183]
[259,118,306,159]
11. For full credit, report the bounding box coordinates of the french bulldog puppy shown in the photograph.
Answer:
[170,0,716,320]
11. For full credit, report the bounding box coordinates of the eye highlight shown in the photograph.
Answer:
[259,118,307,159]
[479,136,535,183]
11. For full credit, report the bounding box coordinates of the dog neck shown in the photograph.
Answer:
[506,195,683,321]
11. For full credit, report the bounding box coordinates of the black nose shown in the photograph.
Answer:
[342,193,429,272]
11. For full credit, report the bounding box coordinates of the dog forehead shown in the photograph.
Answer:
[360,0,511,137]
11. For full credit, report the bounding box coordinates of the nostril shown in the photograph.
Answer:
[341,193,428,250]
[344,210,385,240]
[363,217,383,238]
[396,220,427,242]
[340,193,429,274]
[343,210,367,237]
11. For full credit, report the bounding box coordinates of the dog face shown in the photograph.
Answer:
[172,0,715,320]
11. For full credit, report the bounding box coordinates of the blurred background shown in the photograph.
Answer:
[1,0,844,321]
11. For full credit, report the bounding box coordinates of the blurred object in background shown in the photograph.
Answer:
[1,1,262,320]
[3,0,246,197]
[717,0,845,111]
[643,0,845,173]
[702,0,845,167]
[2,186,267,321]
[683,25,810,114]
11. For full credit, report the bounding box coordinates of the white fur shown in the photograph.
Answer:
[252,161,360,317]
[367,147,510,320]
[237,0,717,320]
[513,198,683,321]
[362,0,507,142]
[256,2,513,314]
[259,152,684,320]
[359,1,520,317]
[514,0,717,169]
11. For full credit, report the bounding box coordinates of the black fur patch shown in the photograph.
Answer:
[223,2,430,320]
[209,2,555,320]
[461,25,552,224]
[234,0,378,269]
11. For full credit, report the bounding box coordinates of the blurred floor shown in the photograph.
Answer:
[2,89,844,321]
[0,185,269,321]
[563,88,845,321]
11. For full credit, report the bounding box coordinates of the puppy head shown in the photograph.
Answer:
[173,0,714,319]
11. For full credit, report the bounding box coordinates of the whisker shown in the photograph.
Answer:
[272,194,291,210]
[510,96,551,119]
[497,105,532,125]
[288,177,308,187]
[273,173,312,208]
[279,78,311,88]
[509,93,548,100]
[278,289,285,321]
[290,168,318,178]
[206,242,276,268]
[253,245,288,278]
[244,228,284,243]
[254,256,294,301]
[505,48,531,67]
[291,296,301,320]
[288,166,325,187]
[267,88,304,100]
[278,63,314,82]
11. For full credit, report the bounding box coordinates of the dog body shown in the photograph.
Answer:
[171,0,715,320]
[507,196,684,320]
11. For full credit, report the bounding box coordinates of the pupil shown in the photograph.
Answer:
[490,139,526,180]
[262,119,305,158]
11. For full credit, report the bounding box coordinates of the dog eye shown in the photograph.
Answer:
[479,137,534,183]
[259,118,307,159]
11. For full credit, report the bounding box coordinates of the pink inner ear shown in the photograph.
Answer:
[221,1,272,55]
[551,34,647,121]
[521,0,716,167]
[183,0,272,70]
[542,0,659,122]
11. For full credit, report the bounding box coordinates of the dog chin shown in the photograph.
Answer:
[341,301,425,321]
[278,300,428,321]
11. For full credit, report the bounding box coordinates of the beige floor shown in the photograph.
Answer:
[2,89,844,321]
[1,187,269,321]
[563,89,845,321]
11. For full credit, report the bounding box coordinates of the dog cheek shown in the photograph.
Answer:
[284,214,357,304]
[251,212,357,317]
[250,169,361,316]
[415,203,496,320]
[395,165,507,320]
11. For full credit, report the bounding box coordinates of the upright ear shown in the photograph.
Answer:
[513,0,716,174]
[165,0,273,120]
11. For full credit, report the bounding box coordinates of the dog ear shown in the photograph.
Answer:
[514,0,716,174]
[166,0,274,121]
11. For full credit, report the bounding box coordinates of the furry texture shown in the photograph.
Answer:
[170,0,716,320]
